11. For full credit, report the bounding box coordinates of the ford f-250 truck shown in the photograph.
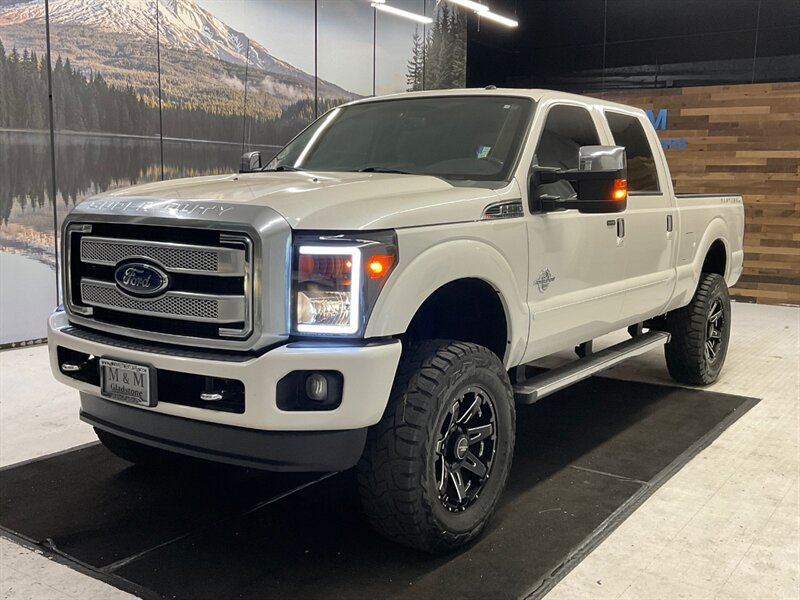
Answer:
[49,89,744,553]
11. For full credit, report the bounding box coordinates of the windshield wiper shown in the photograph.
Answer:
[261,165,305,172]
[358,166,415,175]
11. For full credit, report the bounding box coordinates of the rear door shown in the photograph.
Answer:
[601,110,676,321]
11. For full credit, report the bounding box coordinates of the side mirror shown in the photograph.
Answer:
[239,151,262,173]
[531,145,627,214]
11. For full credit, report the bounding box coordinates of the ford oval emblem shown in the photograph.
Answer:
[114,262,169,297]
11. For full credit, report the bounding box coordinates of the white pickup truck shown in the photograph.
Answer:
[49,88,744,553]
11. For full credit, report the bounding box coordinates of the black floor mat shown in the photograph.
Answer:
[0,377,757,600]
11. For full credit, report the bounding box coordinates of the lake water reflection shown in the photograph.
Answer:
[0,130,279,344]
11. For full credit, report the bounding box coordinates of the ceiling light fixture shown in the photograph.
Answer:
[447,0,489,12]
[371,3,433,24]
[480,10,519,27]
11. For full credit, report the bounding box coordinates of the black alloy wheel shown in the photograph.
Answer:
[704,298,726,362]
[434,386,497,513]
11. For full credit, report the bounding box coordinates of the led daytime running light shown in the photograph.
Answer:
[297,245,361,334]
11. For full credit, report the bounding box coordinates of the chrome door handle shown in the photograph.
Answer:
[616,217,625,238]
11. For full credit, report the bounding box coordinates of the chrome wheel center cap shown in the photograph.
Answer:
[455,436,469,460]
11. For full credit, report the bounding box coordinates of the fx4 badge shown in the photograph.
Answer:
[535,268,556,293]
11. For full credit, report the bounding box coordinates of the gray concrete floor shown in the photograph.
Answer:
[1,301,798,599]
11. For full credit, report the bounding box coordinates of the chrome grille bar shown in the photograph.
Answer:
[80,279,246,323]
[80,237,245,275]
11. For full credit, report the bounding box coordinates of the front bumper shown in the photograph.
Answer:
[49,311,402,434]
[80,393,367,471]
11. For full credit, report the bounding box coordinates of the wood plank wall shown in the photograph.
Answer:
[592,82,800,305]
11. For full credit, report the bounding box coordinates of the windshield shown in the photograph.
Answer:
[265,96,533,183]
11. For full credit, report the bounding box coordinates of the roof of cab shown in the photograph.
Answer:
[343,87,645,118]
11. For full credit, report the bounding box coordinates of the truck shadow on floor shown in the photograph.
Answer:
[0,376,756,600]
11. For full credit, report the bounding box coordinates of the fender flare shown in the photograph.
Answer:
[692,218,731,281]
[365,238,529,368]
[669,217,733,311]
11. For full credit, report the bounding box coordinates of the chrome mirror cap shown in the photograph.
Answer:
[240,151,262,173]
[578,145,626,172]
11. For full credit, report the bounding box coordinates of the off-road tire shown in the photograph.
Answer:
[94,427,172,467]
[664,273,731,385]
[357,340,515,554]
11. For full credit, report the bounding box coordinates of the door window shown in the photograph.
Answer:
[605,112,660,192]
[533,105,600,200]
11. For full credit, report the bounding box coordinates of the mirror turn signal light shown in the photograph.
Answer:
[367,254,395,278]
[612,178,627,201]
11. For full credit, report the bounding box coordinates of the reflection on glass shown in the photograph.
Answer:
[0,131,273,253]
[267,96,532,183]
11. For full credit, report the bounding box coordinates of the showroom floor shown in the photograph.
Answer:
[0,301,798,600]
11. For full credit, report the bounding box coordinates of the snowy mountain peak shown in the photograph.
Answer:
[0,0,298,76]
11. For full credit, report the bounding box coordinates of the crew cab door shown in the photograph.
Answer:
[601,110,677,320]
[523,103,629,359]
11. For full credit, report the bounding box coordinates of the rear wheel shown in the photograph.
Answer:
[357,340,515,553]
[664,273,731,385]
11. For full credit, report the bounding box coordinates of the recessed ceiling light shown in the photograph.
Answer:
[447,0,490,13]
[480,10,518,27]
[371,3,433,24]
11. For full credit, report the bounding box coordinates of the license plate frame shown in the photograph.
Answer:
[99,358,157,407]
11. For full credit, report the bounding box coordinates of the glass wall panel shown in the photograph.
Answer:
[423,0,467,90]
[241,0,317,155]
[375,0,426,95]
[318,0,372,111]
[160,0,248,178]
[47,0,163,205]
[0,1,58,344]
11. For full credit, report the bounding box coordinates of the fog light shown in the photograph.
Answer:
[305,373,328,401]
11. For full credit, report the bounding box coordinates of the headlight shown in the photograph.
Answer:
[296,245,361,334]
[292,232,397,336]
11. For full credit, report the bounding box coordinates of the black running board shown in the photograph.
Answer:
[513,331,671,404]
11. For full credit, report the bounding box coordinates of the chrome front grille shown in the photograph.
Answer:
[65,223,255,347]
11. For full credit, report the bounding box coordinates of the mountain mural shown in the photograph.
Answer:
[0,0,357,121]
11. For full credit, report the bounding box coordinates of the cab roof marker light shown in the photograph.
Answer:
[297,245,361,335]
[480,10,518,27]
[447,0,489,12]
[371,3,433,24]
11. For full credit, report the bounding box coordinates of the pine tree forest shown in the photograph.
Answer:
[406,4,467,92]
[0,37,338,146]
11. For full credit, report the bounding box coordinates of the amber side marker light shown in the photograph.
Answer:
[367,255,395,278]
[613,178,628,201]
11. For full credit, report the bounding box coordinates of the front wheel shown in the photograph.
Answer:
[664,273,731,385]
[357,340,515,553]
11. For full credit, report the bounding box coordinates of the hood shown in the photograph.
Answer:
[100,171,500,230]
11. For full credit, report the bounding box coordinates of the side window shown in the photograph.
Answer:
[535,105,600,169]
[533,105,600,200]
[605,112,660,192]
